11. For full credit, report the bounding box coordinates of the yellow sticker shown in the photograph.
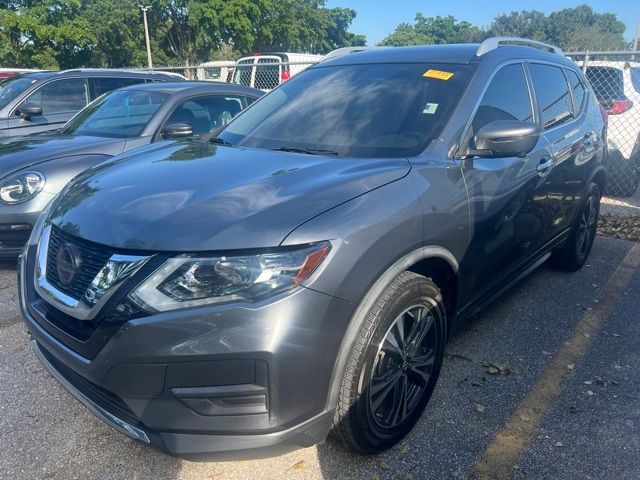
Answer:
[423,69,454,80]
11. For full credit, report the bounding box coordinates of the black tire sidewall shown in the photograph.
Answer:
[351,276,446,452]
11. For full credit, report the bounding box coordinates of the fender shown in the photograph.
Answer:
[323,245,459,411]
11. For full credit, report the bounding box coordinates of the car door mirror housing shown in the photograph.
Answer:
[471,120,541,158]
[19,103,43,119]
[162,123,194,139]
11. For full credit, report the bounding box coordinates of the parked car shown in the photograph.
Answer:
[0,69,183,138]
[20,38,606,460]
[583,61,640,196]
[232,52,322,90]
[0,81,261,256]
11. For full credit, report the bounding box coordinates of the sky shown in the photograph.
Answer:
[326,0,640,45]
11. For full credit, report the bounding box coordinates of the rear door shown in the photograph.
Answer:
[528,63,591,235]
[459,62,555,302]
[7,78,89,136]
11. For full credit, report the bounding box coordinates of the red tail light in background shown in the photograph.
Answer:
[599,99,633,115]
[281,70,291,82]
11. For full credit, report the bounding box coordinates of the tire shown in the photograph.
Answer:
[551,182,601,272]
[330,271,446,453]
[606,157,639,197]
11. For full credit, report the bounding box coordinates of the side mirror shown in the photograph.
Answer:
[471,120,541,158]
[19,103,43,120]
[162,122,193,139]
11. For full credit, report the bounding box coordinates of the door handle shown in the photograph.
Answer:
[536,157,554,175]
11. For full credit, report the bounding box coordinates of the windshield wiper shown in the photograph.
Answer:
[209,136,235,147]
[272,146,339,156]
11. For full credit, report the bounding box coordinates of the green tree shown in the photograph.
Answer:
[379,23,432,47]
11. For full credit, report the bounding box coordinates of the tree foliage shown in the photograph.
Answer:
[0,0,366,68]
[380,5,630,51]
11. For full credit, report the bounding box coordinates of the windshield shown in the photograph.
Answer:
[0,75,38,110]
[62,89,169,138]
[219,62,472,157]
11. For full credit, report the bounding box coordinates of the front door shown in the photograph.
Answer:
[7,78,89,136]
[458,62,555,304]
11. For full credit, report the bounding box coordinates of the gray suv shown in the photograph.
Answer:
[0,69,182,138]
[20,38,607,460]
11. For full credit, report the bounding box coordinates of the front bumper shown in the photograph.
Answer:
[20,246,355,459]
[0,192,54,257]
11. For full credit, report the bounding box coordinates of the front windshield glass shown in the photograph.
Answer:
[0,75,38,110]
[219,62,472,157]
[63,89,169,138]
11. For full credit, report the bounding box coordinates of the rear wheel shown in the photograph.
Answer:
[551,183,600,272]
[330,271,446,453]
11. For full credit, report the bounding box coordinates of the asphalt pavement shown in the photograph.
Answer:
[0,235,638,480]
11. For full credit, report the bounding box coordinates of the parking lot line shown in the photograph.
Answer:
[468,242,640,480]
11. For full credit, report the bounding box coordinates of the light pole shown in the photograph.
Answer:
[633,17,640,52]
[139,5,153,69]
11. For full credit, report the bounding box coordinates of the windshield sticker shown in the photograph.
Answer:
[423,103,439,114]
[423,69,454,80]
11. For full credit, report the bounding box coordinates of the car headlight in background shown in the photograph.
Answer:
[131,242,331,312]
[0,171,45,204]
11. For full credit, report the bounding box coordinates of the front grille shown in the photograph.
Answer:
[46,226,113,299]
[38,343,142,428]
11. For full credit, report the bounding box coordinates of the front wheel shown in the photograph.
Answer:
[330,271,446,453]
[551,183,600,272]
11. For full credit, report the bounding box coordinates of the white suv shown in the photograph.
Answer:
[584,61,640,196]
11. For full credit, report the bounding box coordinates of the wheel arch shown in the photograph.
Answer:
[324,245,459,412]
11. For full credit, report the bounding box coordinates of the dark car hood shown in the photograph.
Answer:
[49,141,410,251]
[0,134,123,178]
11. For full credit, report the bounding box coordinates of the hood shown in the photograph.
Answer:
[49,140,410,251]
[0,134,124,179]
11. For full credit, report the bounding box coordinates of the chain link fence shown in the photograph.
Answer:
[567,52,640,240]
[138,60,319,91]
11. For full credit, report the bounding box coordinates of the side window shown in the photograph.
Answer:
[25,79,89,114]
[165,95,250,136]
[566,69,587,115]
[471,63,532,137]
[93,77,145,98]
[528,64,574,129]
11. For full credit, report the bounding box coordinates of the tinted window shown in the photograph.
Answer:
[585,66,624,99]
[166,95,251,136]
[0,75,37,110]
[220,63,473,157]
[529,64,574,129]
[62,89,168,138]
[472,63,532,135]
[566,69,587,114]
[26,79,89,114]
[93,77,146,97]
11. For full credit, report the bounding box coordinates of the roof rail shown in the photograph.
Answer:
[476,37,564,56]
[321,46,382,62]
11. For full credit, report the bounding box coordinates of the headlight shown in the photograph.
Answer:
[0,171,45,204]
[130,242,331,312]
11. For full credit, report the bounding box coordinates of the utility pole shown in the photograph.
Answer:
[139,5,153,69]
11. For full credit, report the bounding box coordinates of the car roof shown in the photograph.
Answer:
[118,81,263,97]
[317,44,575,68]
[12,69,180,81]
